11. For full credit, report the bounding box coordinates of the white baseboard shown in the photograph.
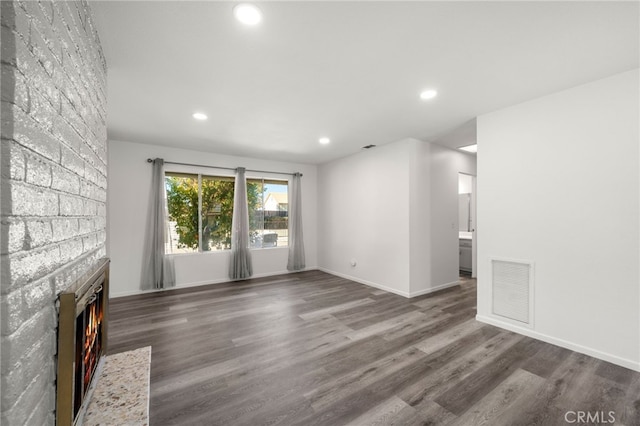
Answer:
[409,280,459,297]
[317,268,460,299]
[476,314,640,372]
[317,268,411,297]
[110,268,313,298]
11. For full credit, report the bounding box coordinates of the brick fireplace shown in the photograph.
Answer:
[0,1,107,424]
[56,258,109,426]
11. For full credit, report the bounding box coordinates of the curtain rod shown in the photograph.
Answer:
[146,159,302,177]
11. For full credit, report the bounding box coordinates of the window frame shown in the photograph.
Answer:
[164,170,289,255]
[247,177,289,250]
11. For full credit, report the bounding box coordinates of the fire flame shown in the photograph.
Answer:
[82,295,102,390]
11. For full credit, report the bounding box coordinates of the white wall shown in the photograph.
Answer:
[409,140,432,296]
[318,138,476,297]
[318,140,412,295]
[459,173,473,194]
[427,144,476,290]
[477,69,639,371]
[107,140,318,297]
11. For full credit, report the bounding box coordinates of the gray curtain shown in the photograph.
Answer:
[141,158,175,290]
[229,167,253,279]
[287,172,305,271]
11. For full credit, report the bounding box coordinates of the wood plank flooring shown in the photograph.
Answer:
[108,271,640,426]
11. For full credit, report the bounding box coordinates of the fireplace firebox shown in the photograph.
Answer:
[56,258,110,426]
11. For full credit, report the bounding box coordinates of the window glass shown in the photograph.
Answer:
[201,176,235,251]
[248,179,288,248]
[165,173,199,253]
[247,180,265,248]
[165,173,287,253]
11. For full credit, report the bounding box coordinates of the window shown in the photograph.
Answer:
[165,173,288,253]
[165,173,199,254]
[201,175,235,251]
[248,179,288,248]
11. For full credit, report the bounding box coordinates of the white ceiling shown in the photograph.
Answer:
[91,1,639,164]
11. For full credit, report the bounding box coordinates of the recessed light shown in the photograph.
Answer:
[458,144,477,153]
[192,112,208,120]
[319,137,330,145]
[233,3,262,25]
[420,89,438,100]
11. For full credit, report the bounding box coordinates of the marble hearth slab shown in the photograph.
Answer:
[84,346,151,426]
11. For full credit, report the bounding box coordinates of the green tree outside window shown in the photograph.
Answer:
[165,174,264,251]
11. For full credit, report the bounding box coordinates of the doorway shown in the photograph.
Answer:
[458,173,476,278]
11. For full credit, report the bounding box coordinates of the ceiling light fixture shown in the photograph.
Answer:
[319,137,330,145]
[420,89,438,100]
[233,3,262,25]
[192,112,208,120]
[458,144,477,153]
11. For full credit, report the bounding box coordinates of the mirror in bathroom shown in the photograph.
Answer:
[458,193,471,232]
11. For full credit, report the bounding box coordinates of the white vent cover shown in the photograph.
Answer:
[492,259,533,324]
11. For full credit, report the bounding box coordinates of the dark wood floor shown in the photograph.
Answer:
[109,271,640,426]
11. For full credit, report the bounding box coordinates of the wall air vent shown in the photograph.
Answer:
[491,258,534,325]
[362,144,376,149]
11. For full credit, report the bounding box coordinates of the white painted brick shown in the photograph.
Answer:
[58,193,83,216]
[96,172,107,190]
[59,85,86,140]
[0,360,55,424]
[96,201,106,217]
[51,263,81,296]
[51,250,102,295]
[87,181,106,202]
[60,143,85,176]
[25,219,53,249]
[22,278,54,317]
[29,22,56,79]
[0,305,54,374]
[82,233,97,252]
[31,67,58,112]
[53,115,84,154]
[83,164,98,186]
[11,24,39,74]
[51,163,80,194]
[0,141,26,183]
[4,105,60,162]
[94,215,106,231]
[78,217,94,234]
[24,386,56,426]
[82,198,97,216]
[28,83,56,131]
[96,230,106,245]
[79,178,92,200]
[8,246,61,288]
[0,291,23,335]
[2,0,32,45]
[51,218,78,242]
[37,0,54,25]
[0,220,25,255]
[10,182,58,216]
[1,64,31,114]
[59,238,83,263]
[26,58,60,113]
[1,280,53,337]
[79,137,97,166]
[25,152,52,188]
[1,1,108,423]
[0,254,9,293]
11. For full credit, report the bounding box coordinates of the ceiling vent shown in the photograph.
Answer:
[362,144,376,149]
